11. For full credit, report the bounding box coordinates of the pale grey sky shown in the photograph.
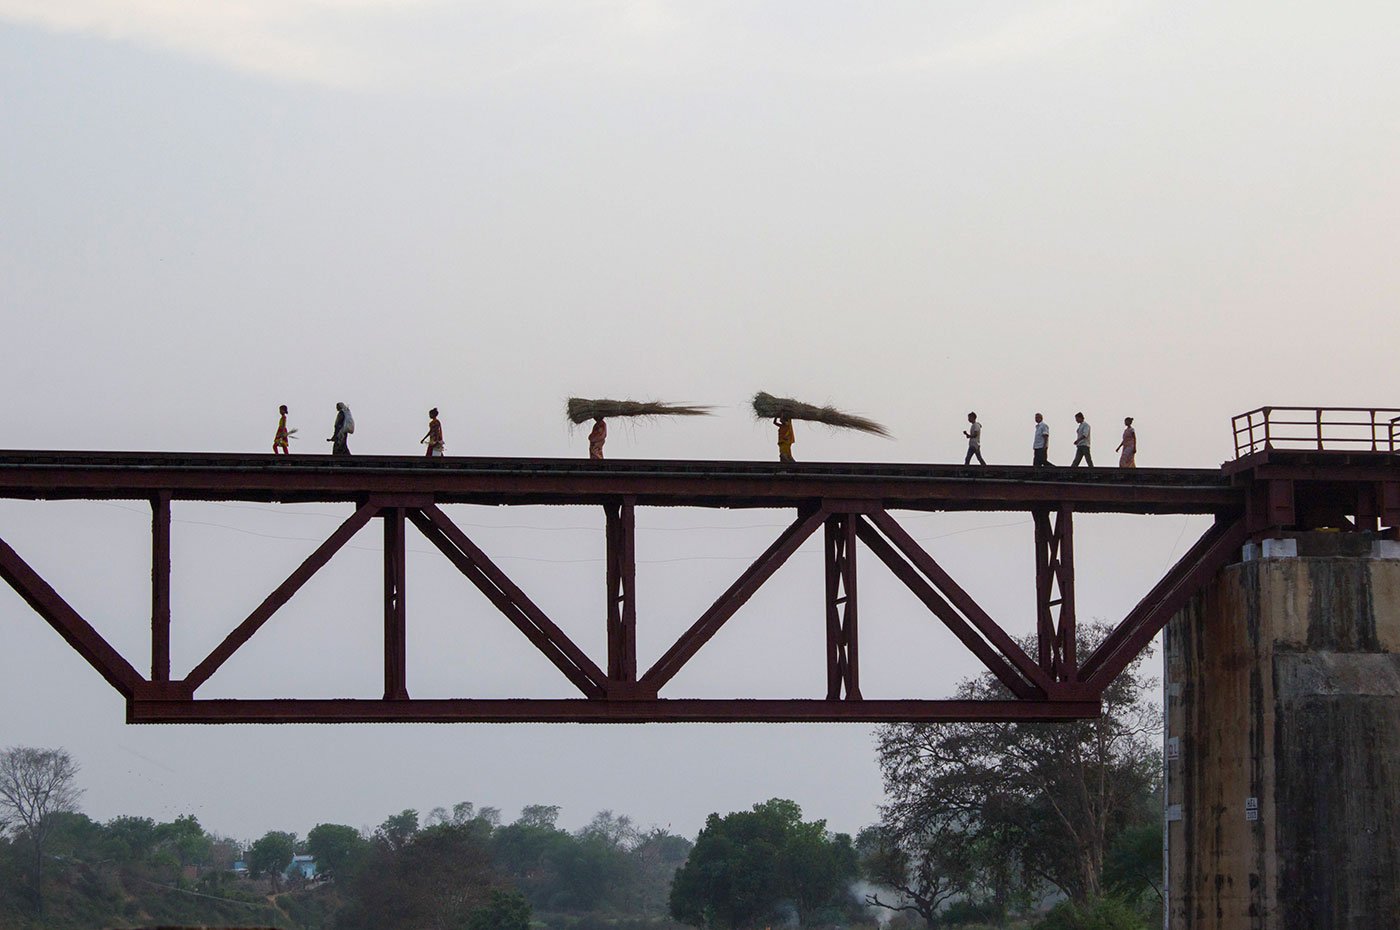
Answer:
[1,1,1398,843]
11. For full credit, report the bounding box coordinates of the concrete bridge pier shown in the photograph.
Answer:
[1165,531,1400,929]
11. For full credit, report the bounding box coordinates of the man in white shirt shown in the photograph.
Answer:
[964,412,985,465]
[1032,413,1050,467]
[1071,412,1093,467]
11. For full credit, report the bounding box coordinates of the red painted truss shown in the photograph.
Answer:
[0,448,1391,724]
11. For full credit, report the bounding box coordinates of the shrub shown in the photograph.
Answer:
[1035,896,1147,930]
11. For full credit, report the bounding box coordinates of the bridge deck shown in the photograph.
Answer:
[0,450,1237,514]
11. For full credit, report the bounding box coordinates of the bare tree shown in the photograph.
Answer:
[0,746,82,917]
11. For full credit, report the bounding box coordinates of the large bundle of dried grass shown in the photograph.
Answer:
[566,398,714,424]
[752,392,891,437]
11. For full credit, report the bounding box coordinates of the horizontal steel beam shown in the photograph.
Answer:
[0,451,1236,513]
[126,697,1104,724]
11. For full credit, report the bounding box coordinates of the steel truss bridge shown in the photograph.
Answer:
[1,414,1396,725]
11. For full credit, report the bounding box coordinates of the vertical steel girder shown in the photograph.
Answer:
[383,508,408,701]
[605,498,639,693]
[824,514,860,700]
[150,492,171,682]
[1033,505,1077,684]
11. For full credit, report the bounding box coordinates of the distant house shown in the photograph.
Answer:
[230,859,250,877]
[285,854,318,880]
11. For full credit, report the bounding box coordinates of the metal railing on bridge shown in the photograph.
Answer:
[1232,407,1400,458]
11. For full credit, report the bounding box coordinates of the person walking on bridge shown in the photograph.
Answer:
[1032,413,1051,467]
[775,416,796,463]
[588,417,607,460]
[273,405,294,455]
[964,412,986,465]
[421,408,445,457]
[328,402,354,456]
[1071,412,1093,467]
[1117,416,1136,467]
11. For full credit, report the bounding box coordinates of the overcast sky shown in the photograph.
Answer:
[2,1,1398,844]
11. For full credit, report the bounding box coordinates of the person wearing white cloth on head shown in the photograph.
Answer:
[329,402,354,456]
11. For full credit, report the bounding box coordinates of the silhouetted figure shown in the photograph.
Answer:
[1117,417,1137,468]
[588,418,607,460]
[1071,412,1093,467]
[421,408,445,457]
[964,412,985,465]
[273,405,292,455]
[329,403,353,456]
[1032,413,1051,467]
[775,417,795,463]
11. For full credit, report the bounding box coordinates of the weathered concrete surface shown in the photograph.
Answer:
[1165,540,1400,929]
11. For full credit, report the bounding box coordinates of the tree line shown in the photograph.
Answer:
[2,625,1163,929]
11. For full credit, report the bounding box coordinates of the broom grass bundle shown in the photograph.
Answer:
[752,392,891,438]
[567,398,714,425]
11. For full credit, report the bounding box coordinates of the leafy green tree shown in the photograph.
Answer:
[374,809,419,852]
[468,888,531,930]
[156,814,213,868]
[1103,820,1162,905]
[338,821,501,930]
[104,815,159,862]
[669,798,858,928]
[874,625,1160,907]
[491,813,575,910]
[307,822,368,879]
[248,831,296,887]
[516,804,561,829]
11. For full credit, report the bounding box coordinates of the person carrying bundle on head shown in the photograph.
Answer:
[775,417,795,463]
[751,392,888,462]
[588,417,607,460]
[421,408,445,457]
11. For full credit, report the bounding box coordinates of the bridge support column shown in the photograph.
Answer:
[1165,531,1400,929]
